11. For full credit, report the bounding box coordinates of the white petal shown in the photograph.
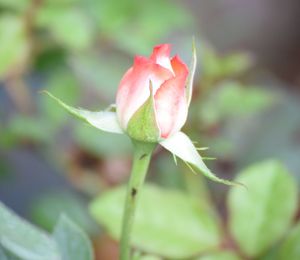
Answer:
[156,56,175,75]
[160,131,239,186]
[44,91,123,134]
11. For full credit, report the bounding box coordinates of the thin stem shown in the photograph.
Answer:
[120,141,156,260]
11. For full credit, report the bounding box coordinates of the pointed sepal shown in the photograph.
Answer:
[186,38,197,107]
[126,81,160,142]
[43,91,123,134]
[160,131,242,186]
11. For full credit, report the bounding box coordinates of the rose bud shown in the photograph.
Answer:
[44,41,241,186]
[116,44,189,142]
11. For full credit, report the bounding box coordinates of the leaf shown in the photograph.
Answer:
[0,245,20,260]
[278,221,300,260]
[228,160,298,257]
[186,38,197,107]
[90,184,221,259]
[198,251,241,260]
[30,191,99,236]
[53,215,93,260]
[127,82,160,142]
[0,246,9,260]
[0,202,60,260]
[43,91,123,134]
[160,132,240,186]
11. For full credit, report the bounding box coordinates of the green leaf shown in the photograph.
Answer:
[0,202,60,260]
[0,245,21,260]
[186,38,197,107]
[278,221,300,260]
[90,184,221,259]
[43,91,123,134]
[53,215,93,260]
[127,82,160,142]
[228,160,298,257]
[30,191,99,236]
[0,15,29,78]
[160,131,241,186]
[0,246,9,260]
[198,251,241,260]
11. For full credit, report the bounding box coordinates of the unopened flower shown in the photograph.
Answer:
[116,44,189,142]
[44,41,238,186]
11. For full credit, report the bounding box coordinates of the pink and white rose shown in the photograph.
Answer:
[116,44,189,141]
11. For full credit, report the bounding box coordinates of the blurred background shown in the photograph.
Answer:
[0,0,300,259]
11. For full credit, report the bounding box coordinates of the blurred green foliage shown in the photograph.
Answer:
[90,160,299,258]
[0,202,93,260]
[90,184,220,259]
[30,191,99,236]
[199,81,274,127]
[279,222,300,260]
[228,160,298,258]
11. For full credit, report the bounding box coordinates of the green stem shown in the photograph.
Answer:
[120,141,156,260]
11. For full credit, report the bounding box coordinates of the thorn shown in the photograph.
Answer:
[184,161,197,175]
[196,147,209,151]
[38,89,47,95]
[105,104,116,112]
[235,182,249,191]
[202,157,216,160]
[172,153,178,165]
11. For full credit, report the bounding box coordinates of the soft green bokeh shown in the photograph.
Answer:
[279,222,300,260]
[90,184,221,258]
[228,160,298,257]
[0,15,29,77]
[198,251,241,260]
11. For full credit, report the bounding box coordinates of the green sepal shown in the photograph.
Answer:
[42,91,123,134]
[186,38,197,107]
[160,131,244,187]
[127,81,160,143]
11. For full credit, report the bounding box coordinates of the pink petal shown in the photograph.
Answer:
[150,44,174,74]
[116,56,173,129]
[171,55,189,77]
[154,72,189,139]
